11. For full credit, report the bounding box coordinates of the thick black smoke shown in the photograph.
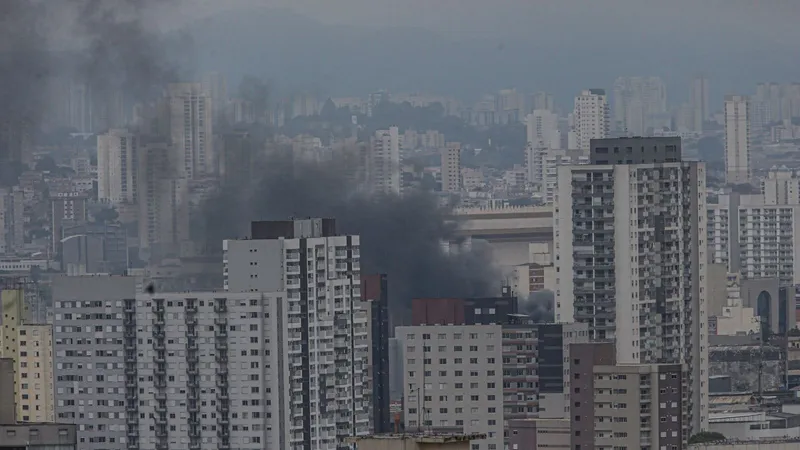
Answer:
[0,1,49,170]
[520,290,555,323]
[73,0,191,107]
[197,151,499,320]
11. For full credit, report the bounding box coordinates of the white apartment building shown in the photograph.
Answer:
[540,148,588,205]
[691,76,710,132]
[526,110,560,150]
[441,143,462,193]
[724,95,751,185]
[707,193,800,286]
[97,129,139,205]
[17,324,55,423]
[707,195,733,268]
[167,83,214,179]
[612,76,668,136]
[572,89,609,151]
[397,325,505,450]
[53,276,138,450]
[133,291,284,450]
[554,137,709,435]
[0,187,24,255]
[525,110,561,184]
[369,127,402,195]
[224,218,371,450]
[739,201,800,286]
[762,168,800,205]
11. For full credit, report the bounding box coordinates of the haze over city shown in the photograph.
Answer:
[1,1,800,450]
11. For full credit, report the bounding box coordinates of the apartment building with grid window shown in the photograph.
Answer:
[398,297,565,450]
[570,342,689,450]
[16,324,55,422]
[554,137,708,435]
[398,325,505,450]
[131,291,283,450]
[0,288,56,424]
[224,218,371,450]
[706,193,800,286]
[53,275,136,450]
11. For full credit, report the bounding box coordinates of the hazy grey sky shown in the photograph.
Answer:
[185,0,800,43]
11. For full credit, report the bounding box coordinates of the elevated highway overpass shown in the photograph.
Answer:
[447,206,555,267]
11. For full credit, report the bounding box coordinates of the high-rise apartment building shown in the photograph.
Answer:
[53,276,138,450]
[707,193,800,286]
[441,143,462,193]
[612,76,668,136]
[0,187,23,255]
[526,110,560,150]
[16,324,55,423]
[224,219,371,449]
[97,129,139,205]
[132,291,284,450]
[525,110,561,184]
[167,83,214,179]
[554,137,708,434]
[724,95,751,185]
[535,323,590,420]
[540,149,589,205]
[572,89,609,151]
[369,127,402,195]
[361,274,391,434]
[762,168,800,205]
[137,142,189,260]
[0,288,55,423]
[570,343,689,450]
[691,75,710,132]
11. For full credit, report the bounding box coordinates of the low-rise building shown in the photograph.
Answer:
[347,433,486,450]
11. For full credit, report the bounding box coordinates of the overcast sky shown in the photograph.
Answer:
[182,0,799,43]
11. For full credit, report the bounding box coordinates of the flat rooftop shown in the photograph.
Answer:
[347,433,487,443]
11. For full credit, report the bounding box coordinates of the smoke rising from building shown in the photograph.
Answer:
[73,0,191,107]
[196,151,499,319]
[0,1,50,168]
[520,290,555,323]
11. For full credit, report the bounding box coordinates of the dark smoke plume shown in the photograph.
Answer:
[0,1,50,170]
[520,290,555,323]
[197,151,499,320]
[73,0,191,104]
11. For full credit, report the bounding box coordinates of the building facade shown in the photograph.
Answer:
[554,137,708,434]
[53,276,138,450]
[167,83,214,179]
[224,219,371,449]
[572,89,610,151]
[0,187,24,255]
[370,127,402,195]
[97,129,139,205]
[441,143,462,193]
[724,95,751,185]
